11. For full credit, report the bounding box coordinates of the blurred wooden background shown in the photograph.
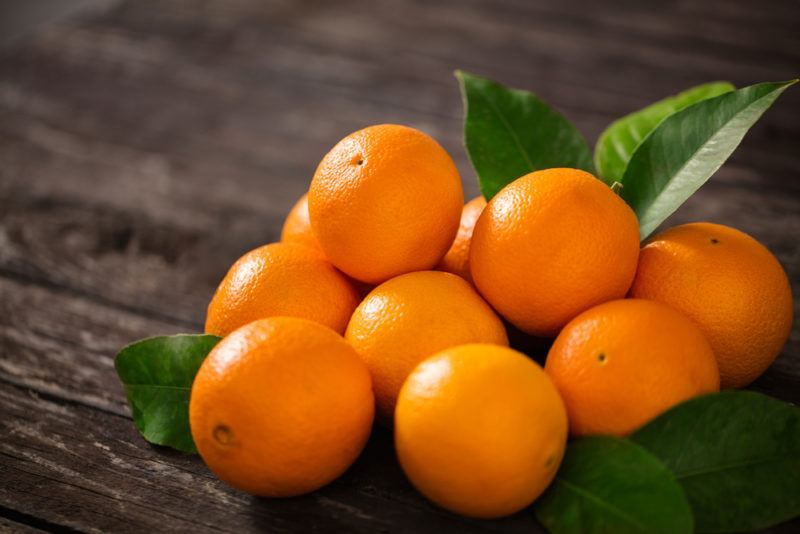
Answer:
[0,0,798,532]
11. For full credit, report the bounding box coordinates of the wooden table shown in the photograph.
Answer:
[1,0,798,531]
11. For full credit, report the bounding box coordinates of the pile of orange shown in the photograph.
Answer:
[189,124,793,518]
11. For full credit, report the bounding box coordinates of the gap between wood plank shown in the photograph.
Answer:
[0,373,130,421]
[0,267,202,331]
[0,503,84,534]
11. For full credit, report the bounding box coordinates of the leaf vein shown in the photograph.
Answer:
[478,89,536,171]
[676,454,794,480]
[634,88,784,231]
[556,478,650,532]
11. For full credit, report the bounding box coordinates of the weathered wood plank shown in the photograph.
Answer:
[0,275,181,415]
[1,0,798,174]
[0,190,227,328]
[1,0,797,245]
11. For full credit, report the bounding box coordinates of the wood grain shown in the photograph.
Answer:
[1,0,798,531]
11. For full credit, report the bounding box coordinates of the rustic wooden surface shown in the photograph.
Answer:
[1,0,798,532]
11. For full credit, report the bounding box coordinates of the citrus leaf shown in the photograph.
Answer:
[619,79,797,239]
[456,70,594,200]
[115,334,221,453]
[534,436,693,534]
[594,81,735,185]
[631,391,800,532]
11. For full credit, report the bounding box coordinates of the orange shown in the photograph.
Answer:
[280,192,322,252]
[395,343,568,518]
[436,195,487,283]
[470,168,640,337]
[189,317,374,496]
[545,299,720,437]
[205,242,359,337]
[308,124,463,284]
[630,222,793,389]
[345,271,508,422]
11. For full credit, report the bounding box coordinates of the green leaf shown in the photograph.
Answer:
[115,334,221,453]
[456,70,594,200]
[631,391,800,532]
[594,81,735,185]
[619,79,797,239]
[534,436,693,534]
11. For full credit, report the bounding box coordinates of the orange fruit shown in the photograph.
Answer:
[308,124,463,284]
[545,299,720,437]
[345,271,508,422]
[395,343,568,518]
[436,195,487,283]
[630,222,793,389]
[205,243,359,337]
[190,317,374,497]
[470,168,640,337]
[280,192,322,252]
